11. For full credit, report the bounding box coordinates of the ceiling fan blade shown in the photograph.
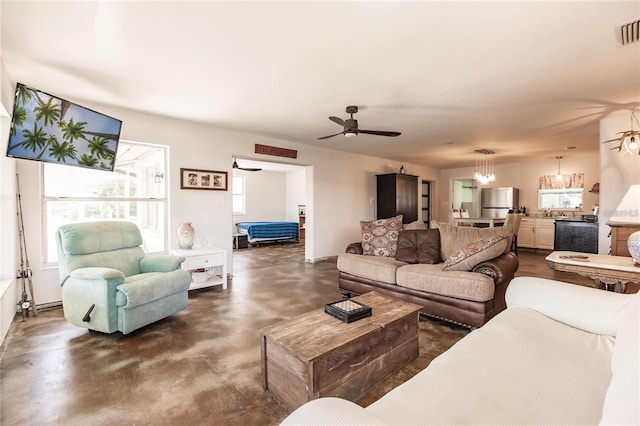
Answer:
[317,131,344,140]
[329,116,345,126]
[359,129,401,137]
[233,159,262,171]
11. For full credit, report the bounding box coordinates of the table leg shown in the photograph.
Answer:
[615,281,627,293]
[593,278,627,293]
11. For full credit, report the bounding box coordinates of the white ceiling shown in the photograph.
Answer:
[2,1,639,169]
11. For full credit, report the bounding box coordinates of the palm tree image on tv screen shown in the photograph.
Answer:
[6,83,122,171]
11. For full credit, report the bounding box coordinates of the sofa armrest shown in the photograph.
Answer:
[471,252,519,283]
[345,242,364,255]
[472,252,519,315]
[139,255,185,273]
[506,276,634,337]
[281,397,386,425]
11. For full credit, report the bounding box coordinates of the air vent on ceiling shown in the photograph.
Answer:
[564,146,580,151]
[616,19,640,47]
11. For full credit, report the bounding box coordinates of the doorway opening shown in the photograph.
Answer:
[231,157,310,271]
[451,179,479,218]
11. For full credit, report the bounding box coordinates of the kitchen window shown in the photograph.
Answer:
[42,140,168,264]
[538,188,583,210]
[538,172,584,211]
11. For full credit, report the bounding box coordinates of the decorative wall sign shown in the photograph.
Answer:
[180,168,228,191]
[254,144,297,159]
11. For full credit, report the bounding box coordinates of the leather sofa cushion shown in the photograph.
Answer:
[397,264,494,302]
[337,253,407,285]
[395,229,442,264]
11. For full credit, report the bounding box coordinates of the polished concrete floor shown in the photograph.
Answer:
[0,245,633,425]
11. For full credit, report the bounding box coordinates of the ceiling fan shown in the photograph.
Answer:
[318,105,402,140]
[232,158,262,172]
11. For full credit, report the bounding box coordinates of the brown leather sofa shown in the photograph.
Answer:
[338,225,520,329]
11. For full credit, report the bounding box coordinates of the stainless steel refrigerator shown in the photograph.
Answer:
[481,187,519,218]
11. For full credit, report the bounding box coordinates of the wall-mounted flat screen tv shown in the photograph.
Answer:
[6,83,122,171]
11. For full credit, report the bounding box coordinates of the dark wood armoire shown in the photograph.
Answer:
[376,173,418,224]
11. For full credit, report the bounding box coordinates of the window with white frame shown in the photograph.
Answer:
[232,176,245,214]
[42,140,168,264]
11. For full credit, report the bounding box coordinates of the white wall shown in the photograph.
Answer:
[0,112,17,343]
[286,169,306,222]
[598,111,640,254]
[0,59,18,342]
[232,169,287,225]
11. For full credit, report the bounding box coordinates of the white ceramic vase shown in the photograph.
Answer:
[628,230,640,265]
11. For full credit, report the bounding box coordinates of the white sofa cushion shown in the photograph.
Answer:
[506,276,630,336]
[599,291,640,425]
[281,397,386,425]
[396,263,494,302]
[337,253,407,284]
[365,306,615,425]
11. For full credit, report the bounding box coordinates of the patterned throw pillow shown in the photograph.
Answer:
[442,236,508,271]
[361,215,403,257]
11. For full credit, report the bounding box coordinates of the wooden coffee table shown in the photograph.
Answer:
[260,291,422,411]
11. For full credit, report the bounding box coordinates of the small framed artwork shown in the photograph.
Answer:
[180,168,228,191]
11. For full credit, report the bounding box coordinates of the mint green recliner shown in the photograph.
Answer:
[56,221,191,334]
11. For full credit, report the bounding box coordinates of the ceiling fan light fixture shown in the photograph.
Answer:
[317,106,401,140]
[603,106,640,155]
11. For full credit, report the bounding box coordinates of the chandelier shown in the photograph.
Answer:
[603,106,640,155]
[474,149,496,185]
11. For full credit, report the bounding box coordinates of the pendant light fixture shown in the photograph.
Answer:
[603,106,640,155]
[474,149,496,185]
[555,156,563,181]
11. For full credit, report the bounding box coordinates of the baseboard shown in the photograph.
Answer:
[305,256,338,263]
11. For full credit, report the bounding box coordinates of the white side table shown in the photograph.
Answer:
[171,247,227,290]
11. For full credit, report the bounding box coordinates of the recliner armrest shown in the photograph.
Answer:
[68,267,125,282]
[139,255,185,273]
[345,242,363,254]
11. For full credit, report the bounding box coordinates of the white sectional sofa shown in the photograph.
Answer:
[281,277,639,425]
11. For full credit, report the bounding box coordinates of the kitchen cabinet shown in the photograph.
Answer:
[517,217,555,250]
[376,173,418,224]
[518,218,535,248]
[535,218,555,250]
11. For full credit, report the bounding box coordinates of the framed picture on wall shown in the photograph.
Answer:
[180,168,228,191]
